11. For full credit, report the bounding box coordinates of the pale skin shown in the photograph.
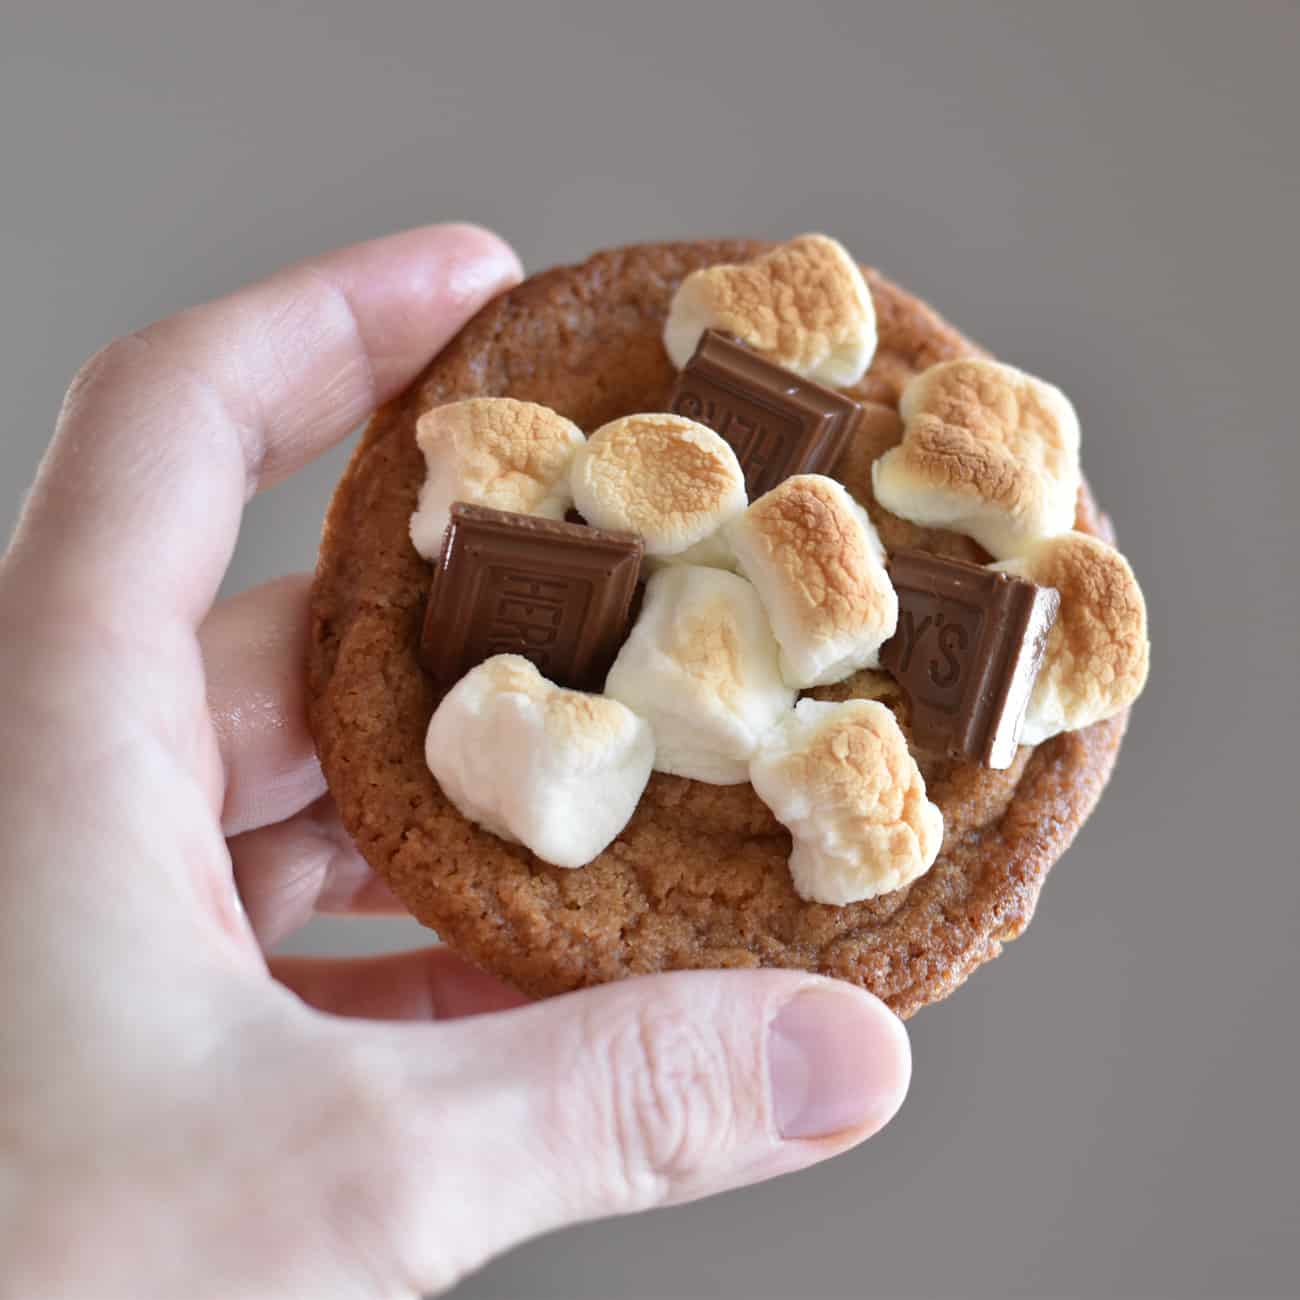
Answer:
[0,224,911,1299]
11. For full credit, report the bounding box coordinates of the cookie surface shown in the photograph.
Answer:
[307,240,1125,1017]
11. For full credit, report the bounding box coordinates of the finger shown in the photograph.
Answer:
[9,222,522,629]
[272,947,529,1021]
[228,793,404,948]
[201,573,322,836]
[327,971,911,1293]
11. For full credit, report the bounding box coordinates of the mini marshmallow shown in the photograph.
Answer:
[871,358,1082,560]
[664,234,877,388]
[750,698,944,906]
[993,532,1149,744]
[726,475,898,689]
[425,655,654,869]
[410,398,585,559]
[657,527,738,572]
[604,566,795,784]
[570,413,747,557]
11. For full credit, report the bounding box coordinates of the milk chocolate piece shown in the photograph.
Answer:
[669,330,861,498]
[880,549,1060,769]
[421,503,643,690]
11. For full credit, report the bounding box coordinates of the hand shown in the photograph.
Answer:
[0,224,910,1299]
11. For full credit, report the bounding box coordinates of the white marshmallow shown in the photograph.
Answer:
[604,566,795,784]
[410,398,585,560]
[749,698,944,905]
[993,532,1149,743]
[726,475,898,689]
[569,413,747,557]
[645,524,739,574]
[872,358,1081,560]
[425,655,654,869]
[664,234,877,388]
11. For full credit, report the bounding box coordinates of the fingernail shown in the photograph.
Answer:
[768,986,911,1140]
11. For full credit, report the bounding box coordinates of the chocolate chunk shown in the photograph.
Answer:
[880,549,1060,769]
[668,330,861,499]
[421,503,643,691]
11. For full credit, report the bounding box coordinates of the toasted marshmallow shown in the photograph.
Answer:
[726,475,898,689]
[871,358,1082,560]
[994,532,1149,743]
[604,566,795,784]
[664,234,877,388]
[750,698,944,905]
[425,655,654,869]
[570,413,747,557]
[655,527,738,572]
[410,398,585,559]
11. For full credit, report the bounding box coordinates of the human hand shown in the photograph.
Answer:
[0,224,910,1298]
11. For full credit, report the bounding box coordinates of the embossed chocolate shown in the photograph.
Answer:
[668,330,861,499]
[880,549,1060,769]
[420,503,643,690]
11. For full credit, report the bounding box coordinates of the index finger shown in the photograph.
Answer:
[5,223,521,629]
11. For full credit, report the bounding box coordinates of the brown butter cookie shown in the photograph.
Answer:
[307,240,1125,1017]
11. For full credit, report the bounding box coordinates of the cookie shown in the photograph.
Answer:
[307,240,1127,1017]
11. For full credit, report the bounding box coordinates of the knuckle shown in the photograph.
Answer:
[63,331,155,410]
[59,325,265,490]
[577,993,745,1210]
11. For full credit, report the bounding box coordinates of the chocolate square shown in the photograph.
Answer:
[421,503,644,691]
[668,330,862,499]
[880,549,1060,769]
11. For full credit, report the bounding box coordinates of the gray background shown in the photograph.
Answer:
[3,2,1297,1297]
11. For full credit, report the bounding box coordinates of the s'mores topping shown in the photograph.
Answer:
[410,397,584,560]
[425,655,655,869]
[749,698,944,905]
[408,237,1149,902]
[727,474,898,689]
[872,358,1082,560]
[993,532,1149,744]
[878,548,1061,769]
[569,413,747,558]
[604,566,795,785]
[664,234,877,388]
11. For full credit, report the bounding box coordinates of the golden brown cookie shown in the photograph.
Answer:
[307,240,1126,1017]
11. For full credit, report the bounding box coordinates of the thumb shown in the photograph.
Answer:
[356,970,910,1293]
